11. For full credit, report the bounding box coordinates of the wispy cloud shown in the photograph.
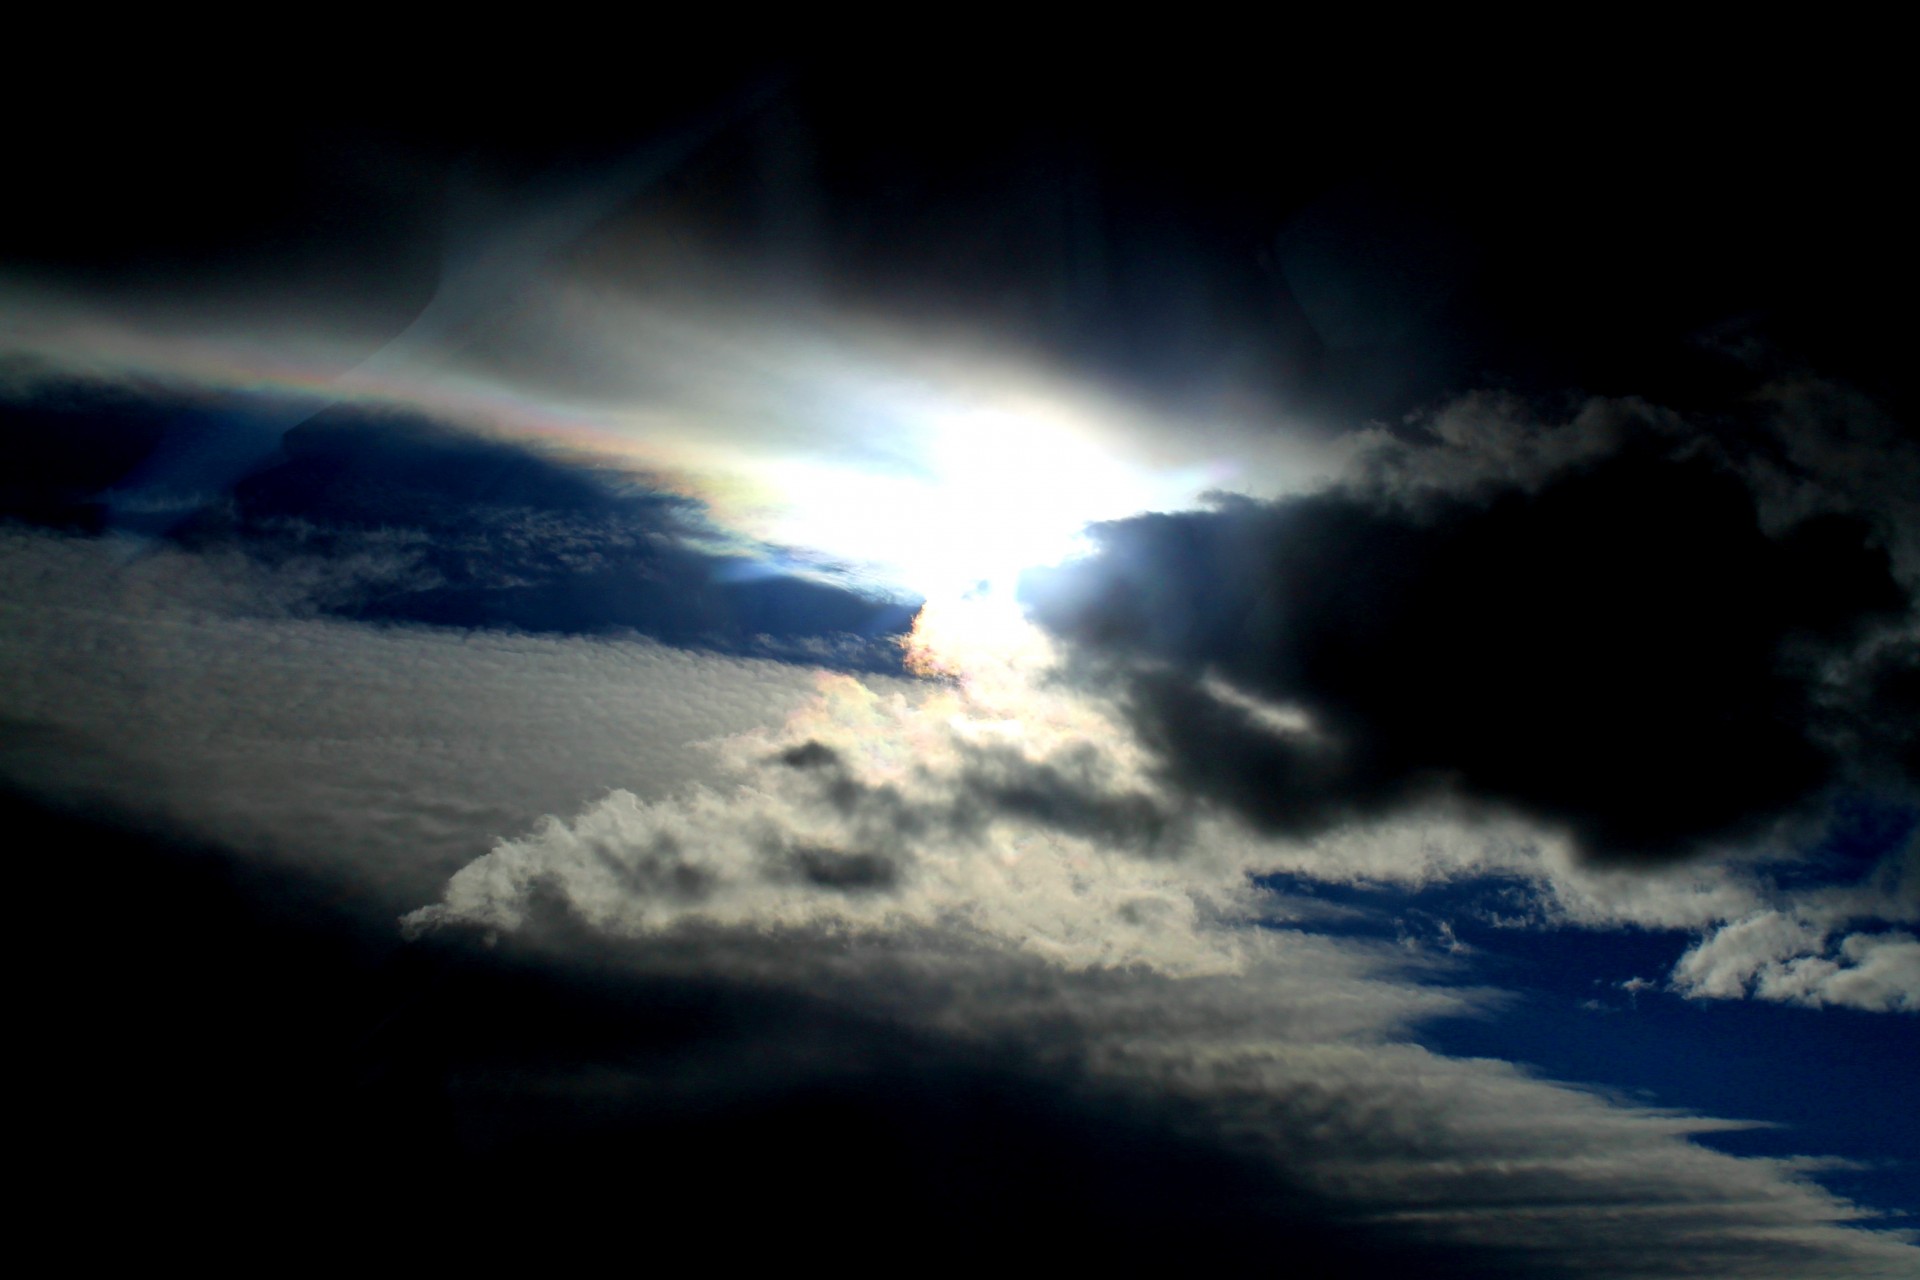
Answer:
[0,526,821,905]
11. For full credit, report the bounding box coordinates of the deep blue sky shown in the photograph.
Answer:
[1261,848,1920,1229]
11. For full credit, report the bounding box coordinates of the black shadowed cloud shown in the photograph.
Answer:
[1024,424,1913,862]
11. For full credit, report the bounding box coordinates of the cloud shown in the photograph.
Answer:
[6,482,1914,1271]
[1674,917,1919,1013]
[389,592,1920,1273]
[408,840,1920,1276]
[0,525,823,906]
[1657,823,1920,1011]
[404,669,1241,976]
[10,71,1916,1271]
[1744,377,1920,588]
[1231,787,1920,1016]
[0,381,919,668]
[199,403,919,666]
[1023,395,1913,863]
[1671,869,1920,1013]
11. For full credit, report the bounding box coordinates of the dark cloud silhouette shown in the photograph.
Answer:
[1026,431,1911,861]
[1855,638,1920,785]
[0,378,174,532]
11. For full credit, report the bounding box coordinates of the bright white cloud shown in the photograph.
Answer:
[1674,914,1920,1013]
[404,602,1255,976]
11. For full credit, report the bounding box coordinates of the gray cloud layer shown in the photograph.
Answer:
[0,526,819,905]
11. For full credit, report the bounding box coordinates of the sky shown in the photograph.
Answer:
[5,39,1917,1274]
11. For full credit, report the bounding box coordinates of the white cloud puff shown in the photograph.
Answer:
[1674,914,1919,1012]
[405,657,1257,977]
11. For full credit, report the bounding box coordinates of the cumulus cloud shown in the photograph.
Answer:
[409,848,1920,1275]
[403,622,1238,974]
[390,586,1920,1274]
[1001,383,1920,1015]
[1232,772,1919,1011]
[1674,919,1918,1012]
[1665,837,1920,1012]
[1024,393,1915,864]
[6,371,1915,1271]
[5,494,1912,1273]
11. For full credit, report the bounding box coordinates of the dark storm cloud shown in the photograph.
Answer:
[0,378,175,532]
[668,45,1905,437]
[7,41,1908,447]
[1025,422,1912,862]
[1858,639,1920,782]
[0,383,916,670]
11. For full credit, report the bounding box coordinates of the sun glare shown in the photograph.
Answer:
[760,404,1198,606]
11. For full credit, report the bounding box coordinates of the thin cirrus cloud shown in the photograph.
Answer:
[0,523,829,906]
